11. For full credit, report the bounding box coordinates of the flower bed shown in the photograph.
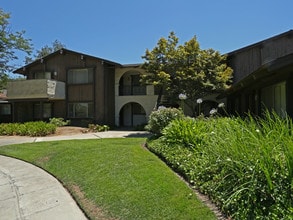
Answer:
[147,112,293,219]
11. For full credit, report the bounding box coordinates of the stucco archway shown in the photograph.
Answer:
[118,70,146,96]
[119,102,146,127]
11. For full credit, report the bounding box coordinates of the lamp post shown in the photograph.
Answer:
[196,98,203,116]
[178,93,187,113]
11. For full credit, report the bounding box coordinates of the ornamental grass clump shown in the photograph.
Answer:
[202,113,293,219]
[162,117,208,150]
[147,111,293,219]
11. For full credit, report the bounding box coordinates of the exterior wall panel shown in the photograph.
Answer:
[227,31,293,117]
[228,32,293,84]
[67,85,94,102]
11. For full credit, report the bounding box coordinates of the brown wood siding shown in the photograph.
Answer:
[229,34,293,84]
[261,35,293,64]
[13,49,118,125]
[94,62,105,123]
[103,64,115,126]
[229,46,261,83]
[67,85,94,102]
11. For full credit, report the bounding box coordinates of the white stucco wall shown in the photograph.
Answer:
[115,66,158,126]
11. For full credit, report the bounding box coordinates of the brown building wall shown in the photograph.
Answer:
[67,85,94,102]
[53,101,66,118]
[103,64,115,126]
[16,50,116,126]
[228,32,293,84]
[13,102,34,122]
[94,62,104,123]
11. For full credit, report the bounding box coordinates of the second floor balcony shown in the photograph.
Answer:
[6,79,66,100]
[119,85,146,96]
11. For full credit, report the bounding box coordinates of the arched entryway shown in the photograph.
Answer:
[119,102,146,127]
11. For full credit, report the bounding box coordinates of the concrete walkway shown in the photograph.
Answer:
[0,130,150,147]
[0,155,87,220]
[0,130,150,220]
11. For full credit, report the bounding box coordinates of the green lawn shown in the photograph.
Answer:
[0,138,216,220]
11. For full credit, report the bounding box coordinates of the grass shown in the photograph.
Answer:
[0,138,216,220]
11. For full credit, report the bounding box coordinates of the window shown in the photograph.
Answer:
[131,75,146,95]
[261,81,286,117]
[68,103,93,118]
[0,104,11,115]
[68,68,93,84]
[33,103,52,119]
[34,72,51,79]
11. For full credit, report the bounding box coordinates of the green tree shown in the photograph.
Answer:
[141,32,233,113]
[0,9,32,88]
[25,39,66,64]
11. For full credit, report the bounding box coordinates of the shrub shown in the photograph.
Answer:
[49,117,70,127]
[0,123,19,135]
[88,124,110,132]
[24,121,56,136]
[147,112,293,219]
[0,121,56,136]
[145,107,184,136]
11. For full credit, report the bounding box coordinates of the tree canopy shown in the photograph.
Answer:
[0,8,32,88]
[25,39,66,64]
[141,32,233,112]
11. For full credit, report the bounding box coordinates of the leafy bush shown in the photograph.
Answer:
[147,112,293,219]
[88,124,110,132]
[0,123,19,135]
[145,107,184,136]
[0,121,56,136]
[49,117,70,127]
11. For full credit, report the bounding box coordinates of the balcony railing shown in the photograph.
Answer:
[6,79,65,100]
[119,85,146,96]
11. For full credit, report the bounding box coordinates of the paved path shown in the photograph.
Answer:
[0,155,87,220]
[0,130,150,147]
[0,130,150,220]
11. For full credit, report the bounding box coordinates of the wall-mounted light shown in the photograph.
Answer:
[54,71,57,76]
[40,58,44,63]
[60,49,63,54]
[81,55,84,60]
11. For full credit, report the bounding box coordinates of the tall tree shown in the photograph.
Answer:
[0,9,32,88]
[141,32,233,112]
[25,39,66,64]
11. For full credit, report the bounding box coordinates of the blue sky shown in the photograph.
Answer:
[1,0,293,67]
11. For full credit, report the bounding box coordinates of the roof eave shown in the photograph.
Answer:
[13,48,123,74]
